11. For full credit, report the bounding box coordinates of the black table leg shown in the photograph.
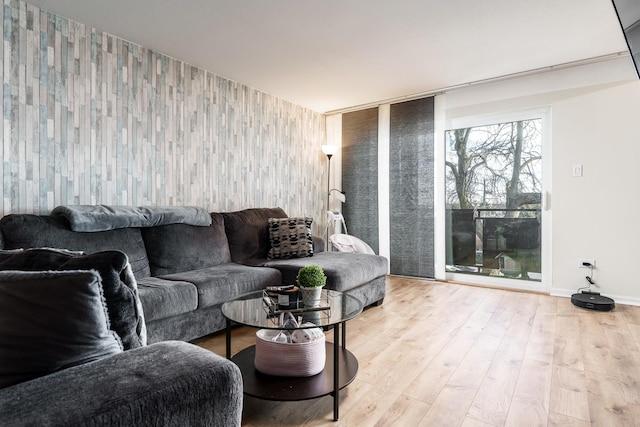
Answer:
[333,323,340,421]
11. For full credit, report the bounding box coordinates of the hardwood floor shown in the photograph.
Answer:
[195,276,640,426]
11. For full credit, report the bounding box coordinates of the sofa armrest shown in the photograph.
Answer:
[0,341,242,427]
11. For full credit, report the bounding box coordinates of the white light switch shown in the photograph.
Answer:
[572,165,583,177]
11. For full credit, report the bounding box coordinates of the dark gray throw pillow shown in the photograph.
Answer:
[0,270,123,389]
[0,249,146,350]
[221,207,288,263]
[142,213,232,276]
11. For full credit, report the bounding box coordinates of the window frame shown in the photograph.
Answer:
[435,107,552,292]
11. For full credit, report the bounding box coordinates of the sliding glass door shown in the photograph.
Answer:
[444,112,548,287]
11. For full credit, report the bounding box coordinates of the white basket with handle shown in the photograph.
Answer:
[254,329,326,377]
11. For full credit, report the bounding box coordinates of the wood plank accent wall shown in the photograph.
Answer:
[0,0,326,233]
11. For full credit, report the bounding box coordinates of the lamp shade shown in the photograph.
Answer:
[321,145,338,156]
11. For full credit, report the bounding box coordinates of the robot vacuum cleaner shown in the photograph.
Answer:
[571,264,614,312]
[571,291,615,312]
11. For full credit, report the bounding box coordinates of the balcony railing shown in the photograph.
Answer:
[446,208,541,280]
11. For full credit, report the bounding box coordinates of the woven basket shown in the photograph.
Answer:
[254,329,326,377]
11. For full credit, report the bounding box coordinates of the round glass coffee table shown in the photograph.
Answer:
[221,289,363,421]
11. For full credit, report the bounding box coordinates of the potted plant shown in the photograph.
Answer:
[296,265,326,307]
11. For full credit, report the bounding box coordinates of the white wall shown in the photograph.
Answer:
[442,55,640,304]
[552,81,640,304]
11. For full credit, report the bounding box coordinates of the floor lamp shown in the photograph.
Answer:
[321,145,338,250]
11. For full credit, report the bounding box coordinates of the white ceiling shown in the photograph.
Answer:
[26,0,629,113]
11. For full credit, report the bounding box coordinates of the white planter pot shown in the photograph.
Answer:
[300,286,322,307]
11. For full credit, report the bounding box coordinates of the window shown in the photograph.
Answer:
[444,118,542,281]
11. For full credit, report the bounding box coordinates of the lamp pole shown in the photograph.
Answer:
[326,153,332,215]
[321,145,338,251]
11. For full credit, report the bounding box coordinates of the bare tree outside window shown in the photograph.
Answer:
[445,120,542,211]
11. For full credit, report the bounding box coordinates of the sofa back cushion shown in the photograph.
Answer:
[141,213,232,276]
[221,207,288,264]
[0,214,151,279]
[0,270,123,389]
[0,249,147,350]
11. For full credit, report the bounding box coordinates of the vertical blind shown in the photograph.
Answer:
[389,98,435,277]
[340,97,435,278]
[341,108,379,253]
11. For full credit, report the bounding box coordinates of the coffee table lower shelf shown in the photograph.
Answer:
[231,342,358,402]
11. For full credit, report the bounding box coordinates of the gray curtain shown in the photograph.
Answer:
[341,108,379,253]
[389,98,435,277]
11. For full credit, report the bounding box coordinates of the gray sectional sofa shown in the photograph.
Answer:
[0,206,388,343]
[0,206,387,426]
[0,249,243,426]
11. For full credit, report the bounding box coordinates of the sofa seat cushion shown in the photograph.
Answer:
[0,214,150,279]
[160,263,282,308]
[137,277,198,322]
[0,341,243,427]
[141,213,232,276]
[264,252,388,293]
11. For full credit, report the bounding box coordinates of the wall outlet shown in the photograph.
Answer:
[578,259,595,268]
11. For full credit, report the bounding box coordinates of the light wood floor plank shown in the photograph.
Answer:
[549,365,590,422]
[194,276,640,426]
[525,312,556,364]
[553,315,584,371]
[547,412,590,427]
[619,302,640,325]
[579,314,614,375]
[418,345,495,427]
[403,328,478,404]
[504,357,553,427]
[468,338,528,426]
[373,395,431,427]
[474,292,522,352]
[504,292,539,341]
[585,370,635,426]
[461,417,495,427]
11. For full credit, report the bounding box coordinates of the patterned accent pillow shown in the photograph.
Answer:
[267,217,314,260]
